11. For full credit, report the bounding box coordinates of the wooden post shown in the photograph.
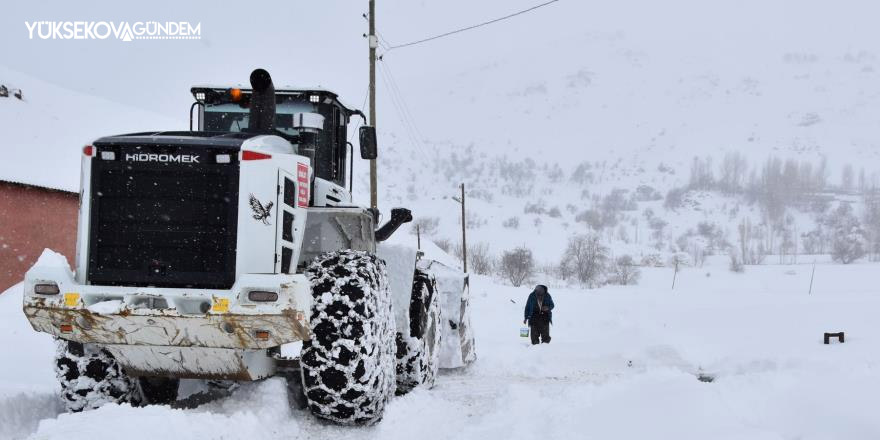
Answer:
[368,0,378,210]
[671,259,679,290]
[416,224,421,250]
[809,261,816,295]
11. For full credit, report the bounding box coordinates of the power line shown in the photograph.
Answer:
[380,59,432,158]
[377,62,426,162]
[384,0,560,52]
[377,61,434,164]
[376,31,393,51]
[382,61,432,161]
[348,85,370,142]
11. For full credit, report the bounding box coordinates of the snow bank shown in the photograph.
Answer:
[31,379,299,440]
[30,249,72,272]
[376,239,418,332]
[87,300,124,315]
[5,262,880,439]
[0,283,60,439]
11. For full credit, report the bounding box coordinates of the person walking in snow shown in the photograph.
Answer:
[523,284,554,345]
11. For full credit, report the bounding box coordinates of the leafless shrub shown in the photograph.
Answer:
[502,217,520,229]
[409,216,440,237]
[468,242,494,275]
[609,255,641,285]
[829,203,867,264]
[728,249,745,273]
[561,234,609,287]
[434,238,453,254]
[499,247,534,287]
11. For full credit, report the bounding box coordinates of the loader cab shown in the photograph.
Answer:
[190,86,355,191]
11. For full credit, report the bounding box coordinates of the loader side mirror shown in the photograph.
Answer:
[359,126,378,160]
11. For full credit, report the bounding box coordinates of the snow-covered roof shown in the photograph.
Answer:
[0,65,181,192]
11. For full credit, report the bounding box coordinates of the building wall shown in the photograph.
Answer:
[0,181,77,293]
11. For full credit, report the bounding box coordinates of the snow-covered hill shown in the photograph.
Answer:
[347,0,880,266]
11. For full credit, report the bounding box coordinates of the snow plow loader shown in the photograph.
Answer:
[21,69,474,425]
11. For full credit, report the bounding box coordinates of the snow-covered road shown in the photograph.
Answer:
[3,262,880,439]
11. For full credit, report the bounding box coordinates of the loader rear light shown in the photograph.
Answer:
[215,154,231,164]
[255,330,270,341]
[82,145,94,157]
[247,290,278,302]
[34,283,60,295]
[242,150,272,161]
[100,151,116,160]
[59,324,73,333]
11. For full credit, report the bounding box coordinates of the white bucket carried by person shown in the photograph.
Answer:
[520,326,529,337]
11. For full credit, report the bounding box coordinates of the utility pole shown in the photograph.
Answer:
[451,185,468,272]
[368,0,378,210]
[460,183,468,273]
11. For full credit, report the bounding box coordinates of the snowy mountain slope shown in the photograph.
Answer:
[336,1,880,265]
[0,65,180,192]
[5,261,880,439]
[3,2,880,263]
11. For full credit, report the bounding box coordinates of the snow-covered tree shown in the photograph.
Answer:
[829,203,867,264]
[609,255,641,285]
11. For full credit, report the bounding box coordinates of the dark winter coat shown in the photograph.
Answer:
[524,286,554,325]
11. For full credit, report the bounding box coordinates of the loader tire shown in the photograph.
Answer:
[396,269,442,394]
[54,339,141,412]
[300,250,396,425]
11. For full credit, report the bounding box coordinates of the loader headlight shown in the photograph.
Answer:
[34,283,60,295]
[247,290,278,302]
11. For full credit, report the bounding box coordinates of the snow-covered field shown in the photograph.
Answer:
[3,261,880,440]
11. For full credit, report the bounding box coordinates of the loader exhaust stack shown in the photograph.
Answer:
[249,68,275,133]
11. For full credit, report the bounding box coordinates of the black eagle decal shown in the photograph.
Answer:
[249,194,274,225]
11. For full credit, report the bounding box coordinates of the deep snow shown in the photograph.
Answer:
[3,260,880,439]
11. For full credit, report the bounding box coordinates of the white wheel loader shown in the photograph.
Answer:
[21,69,474,425]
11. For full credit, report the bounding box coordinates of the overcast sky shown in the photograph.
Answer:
[3,0,878,144]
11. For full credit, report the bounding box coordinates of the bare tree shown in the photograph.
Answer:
[499,247,534,287]
[863,189,880,261]
[718,151,749,193]
[842,164,855,193]
[433,237,453,255]
[502,216,520,229]
[829,203,867,264]
[562,234,609,287]
[409,216,440,236]
[728,248,745,273]
[468,242,494,275]
[609,255,641,285]
[738,217,768,265]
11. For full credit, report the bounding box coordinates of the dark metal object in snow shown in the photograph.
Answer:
[249,193,274,225]
[824,332,845,344]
